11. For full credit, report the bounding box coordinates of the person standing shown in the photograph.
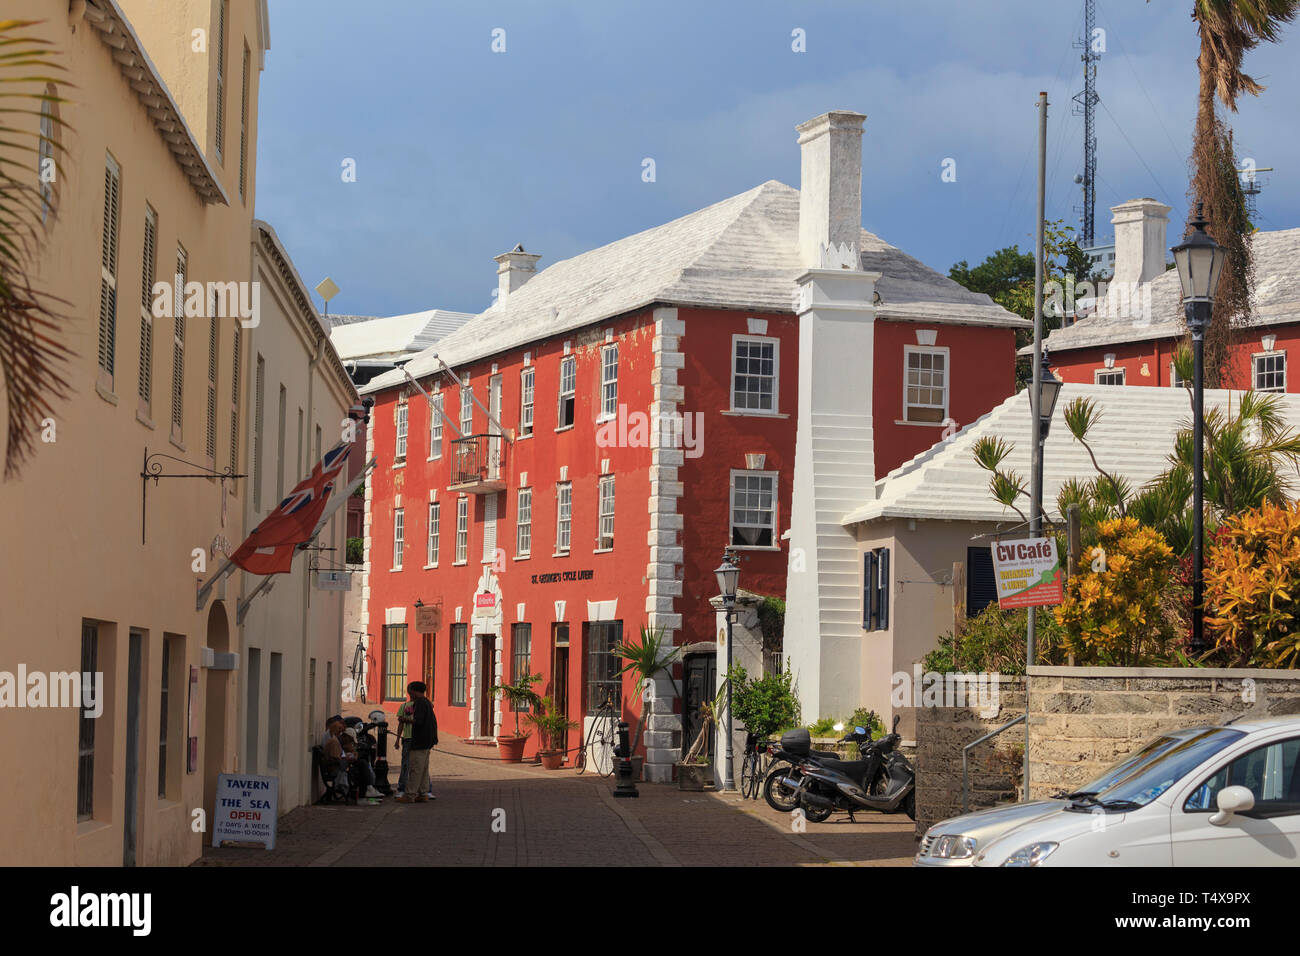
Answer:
[397,681,437,803]
[394,692,414,797]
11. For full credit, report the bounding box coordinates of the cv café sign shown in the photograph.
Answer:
[990,537,1063,608]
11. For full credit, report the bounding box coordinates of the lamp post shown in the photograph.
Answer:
[714,554,740,791]
[1024,348,1063,799]
[1172,204,1226,654]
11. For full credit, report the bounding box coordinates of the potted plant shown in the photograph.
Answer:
[614,626,680,780]
[677,680,727,791]
[489,672,542,762]
[526,696,577,770]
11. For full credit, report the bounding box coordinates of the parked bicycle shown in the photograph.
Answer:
[739,731,770,799]
[576,695,618,777]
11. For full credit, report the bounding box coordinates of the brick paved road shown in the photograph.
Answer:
[196,739,917,867]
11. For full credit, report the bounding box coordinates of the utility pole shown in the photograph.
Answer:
[1026,91,1048,802]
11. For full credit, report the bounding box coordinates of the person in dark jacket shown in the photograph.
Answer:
[396,681,437,803]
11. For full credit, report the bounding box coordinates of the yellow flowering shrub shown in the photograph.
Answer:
[1205,501,1300,668]
[1054,517,1175,665]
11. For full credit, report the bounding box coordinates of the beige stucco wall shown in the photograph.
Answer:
[0,1,265,865]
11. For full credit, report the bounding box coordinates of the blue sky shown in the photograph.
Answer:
[254,0,1300,318]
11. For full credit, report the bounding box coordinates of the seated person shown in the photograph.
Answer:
[340,726,380,798]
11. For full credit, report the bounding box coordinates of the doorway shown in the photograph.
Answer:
[551,623,569,754]
[477,634,496,738]
[123,630,143,866]
[682,653,717,779]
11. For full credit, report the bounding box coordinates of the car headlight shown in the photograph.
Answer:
[1001,842,1059,867]
[933,835,978,859]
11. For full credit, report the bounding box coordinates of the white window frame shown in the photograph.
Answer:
[903,345,949,424]
[599,344,619,421]
[596,476,615,551]
[392,508,404,571]
[520,367,535,437]
[455,496,469,565]
[1169,362,1188,388]
[1253,351,1286,393]
[1094,368,1126,386]
[460,383,473,436]
[427,501,440,568]
[428,393,443,460]
[516,487,532,557]
[729,469,779,550]
[395,399,408,462]
[558,355,576,429]
[555,482,572,555]
[730,334,780,414]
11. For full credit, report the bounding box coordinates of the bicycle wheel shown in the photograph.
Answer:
[740,753,759,798]
[594,717,616,777]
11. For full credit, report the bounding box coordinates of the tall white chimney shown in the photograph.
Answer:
[494,244,541,305]
[1110,198,1171,286]
[796,110,866,269]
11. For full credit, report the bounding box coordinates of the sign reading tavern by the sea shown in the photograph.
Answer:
[213,773,278,850]
[990,537,1064,609]
[530,569,594,585]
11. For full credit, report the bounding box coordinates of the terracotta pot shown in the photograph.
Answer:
[539,750,564,770]
[496,735,528,763]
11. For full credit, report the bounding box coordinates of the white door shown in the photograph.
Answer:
[488,375,502,478]
[1170,735,1300,866]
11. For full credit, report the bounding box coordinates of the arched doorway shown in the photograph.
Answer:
[202,601,231,841]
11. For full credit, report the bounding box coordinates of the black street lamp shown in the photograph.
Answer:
[1171,204,1226,654]
[1036,350,1064,442]
[714,554,740,791]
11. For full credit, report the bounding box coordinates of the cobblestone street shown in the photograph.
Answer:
[195,738,917,867]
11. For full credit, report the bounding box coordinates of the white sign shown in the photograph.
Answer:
[213,773,278,850]
[316,570,352,591]
[990,537,1064,608]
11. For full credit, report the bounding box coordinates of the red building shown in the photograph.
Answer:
[357,111,1026,781]
[1042,200,1300,394]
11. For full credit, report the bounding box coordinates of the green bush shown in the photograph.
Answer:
[346,537,363,564]
[726,664,800,739]
[923,603,1066,675]
[807,716,840,737]
[846,708,884,738]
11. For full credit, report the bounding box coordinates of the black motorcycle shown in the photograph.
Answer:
[764,716,915,822]
[343,712,397,796]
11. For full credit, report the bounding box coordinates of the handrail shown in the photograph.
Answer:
[961,712,1026,813]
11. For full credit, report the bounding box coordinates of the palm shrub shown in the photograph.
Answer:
[488,673,542,737]
[1205,500,1300,667]
[613,626,679,755]
[524,696,578,752]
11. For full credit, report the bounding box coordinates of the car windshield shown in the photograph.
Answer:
[1068,728,1246,809]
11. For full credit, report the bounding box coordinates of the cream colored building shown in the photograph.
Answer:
[0,0,292,866]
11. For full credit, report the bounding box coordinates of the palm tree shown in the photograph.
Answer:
[1182,1,1299,386]
[0,19,70,479]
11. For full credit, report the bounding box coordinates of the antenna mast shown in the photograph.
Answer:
[1073,0,1100,247]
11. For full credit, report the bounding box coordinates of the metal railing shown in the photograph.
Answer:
[449,433,506,489]
[961,712,1026,813]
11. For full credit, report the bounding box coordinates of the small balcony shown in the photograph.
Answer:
[449,433,508,494]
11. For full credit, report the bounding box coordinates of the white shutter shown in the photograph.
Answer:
[481,493,497,563]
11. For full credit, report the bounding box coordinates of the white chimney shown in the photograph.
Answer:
[1110,198,1171,286]
[494,244,541,304]
[796,110,865,270]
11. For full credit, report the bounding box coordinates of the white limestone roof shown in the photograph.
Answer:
[361,180,1026,394]
[329,309,474,363]
[843,383,1300,527]
[1033,227,1300,355]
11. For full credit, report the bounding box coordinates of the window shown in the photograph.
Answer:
[253,355,265,510]
[429,393,443,459]
[276,383,286,501]
[520,367,535,436]
[600,344,619,420]
[393,508,404,569]
[586,621,623,715]
[516,488,532,557]
[558,356,576,428]
[268,652,282,770]
[863,547,890,631]
[1254,353,1286,393]
[158,637,171,797]
[966,546,998,616]
[597,476,615,550]
[77,622,97,820]
[138,205,157,410]
[731,336,778,412]
[904,347,947,423]
[245,648,260,772]
[1095,368,1125,386]
[98,154,121,382]
[555,482,572,554]
[731,471,777,547]
[460,382,473,436]
[214,0,226,162]
[450,625,467,706]
[238,43,250,200]
[395,400,408,461]
[1184,737,1300,818]
[171,246,188,438]
[511,624,532,711]
[455,497,469,563]
[383,624,408,701]
[427,501,440,567]
[229,326,241,473]
[205,313,218,460]
[1170,362,1188,388]
[421,634,435,705]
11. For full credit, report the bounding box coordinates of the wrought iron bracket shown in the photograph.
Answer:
[141,447,246,545]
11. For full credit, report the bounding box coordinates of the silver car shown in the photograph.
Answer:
[915,799,1063,866]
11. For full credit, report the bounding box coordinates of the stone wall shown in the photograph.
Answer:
[1026,666,1300,799]
[908,676,1025,835]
